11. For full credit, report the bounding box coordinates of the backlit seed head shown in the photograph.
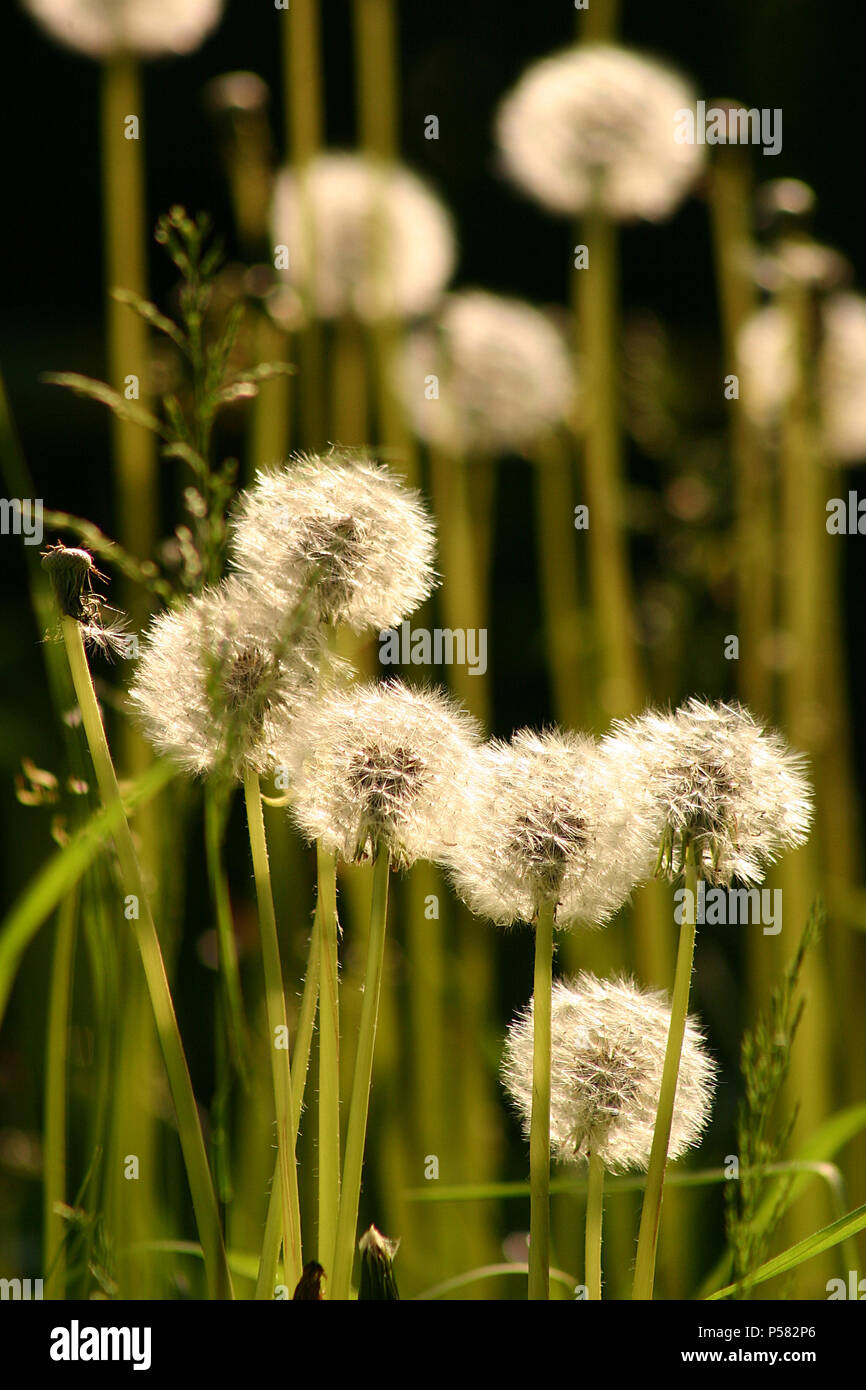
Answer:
[276,679,481,868]
[396,290,574,456]
[444,728,658,927]
[128,576,324,779]
[601,697,813,885]
[271,151,456,322]
[495,43,704,221]
[502,974,717,1172]
[24,0,224,59]
[738,293,866,462]
[229,451,438,633]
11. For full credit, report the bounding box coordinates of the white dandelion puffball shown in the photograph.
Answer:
[271,151,456,322]
[276,679,481,869]
[737,293,866,462]
[229,452,438,634]
[502,974,716,1172]
[396,290,574,457]
[443,728,658,928]
[495,43,704,221]
[128,577,324,779]
[24,0,224,59]
[601,697,813,885]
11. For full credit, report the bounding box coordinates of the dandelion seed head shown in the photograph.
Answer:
[229,452,438,633]
[444,728,659,927]
[271,152,456,322]
[396,290,574,456]
[276,679,481,868]
[24,0,223,59]
[495,43,704,221]
[738,293,866,462]
[128,576,324,779]
[502,974,716,1172]
[601,697,813,884]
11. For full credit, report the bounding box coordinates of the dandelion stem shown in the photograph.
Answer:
[316,843,341,1285]
[632,839,698,1299]
[332,849,391,1299]
[529,897,555,1300]
[59,616,232,1299]
[204,785,250,1083]
[243,769,304,1292]
[585,1149,605,1301]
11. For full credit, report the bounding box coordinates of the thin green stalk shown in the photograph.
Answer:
[204,785,250,1083]
[332,850,391,1299]
[243,769,303,1292]
[529,898,555,1300]
[255,908,322,1300]
[632,842,698,1299]
[585,1149,604,1301]
[352,0,398,159]
[59,616,232,1299]
[43,890,77,1299]
[573,207,640,720]
[532,432,584,728]
[316,843,341,1283]
[428,446,490,726]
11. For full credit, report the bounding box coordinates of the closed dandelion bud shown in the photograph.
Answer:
[271,151,456,322]
[502,974,716,1172]
[444,729,658,928]
[357,1226,400,1301]
[396,290,574,457]
[24,0,224,59]
[128,577,324,779]
[495,43,704,222]
[276,679,480,869]
[737,292,866,462]
[601,698,813,885]
[229,452,438,633]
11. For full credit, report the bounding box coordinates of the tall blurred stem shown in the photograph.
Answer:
[43,890,77,1300]
[585,1149,605,1301]
[316,843,341,1285]
[633,840,698,1300]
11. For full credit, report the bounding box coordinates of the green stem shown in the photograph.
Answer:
[585,1149,605,1301]
[255,907,322,1299]
[204,785,250,1083]
[332,849,391,1299]
[632,841,698,1299]
[59,616,232,1299]
[529,898,555,1300]
[317,843,341,1284]
[532,433,584,728]
[243,769,303,1292]
[43,891,77,1299]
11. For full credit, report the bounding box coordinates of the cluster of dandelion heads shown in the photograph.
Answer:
[128,576,325,779]
[24,0,224,58]
[229,452,438,633]
[276,680,480,869]
[395,290,574,457]
[737,292,866,462]
[601,698,813,885]
[495,43,704,222]
[444,729,658,928]
[502,974,716,1172]
[271,152,456,323]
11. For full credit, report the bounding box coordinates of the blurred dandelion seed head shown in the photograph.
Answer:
[445,728,658,927]
[276,679,481,868]
[24,0,224,59]
[396,290,574,456]
[495,43,704,221]
[128,576,324,779]
[229,451,438,633]
[271,152,456,322]
[502,974,717,1172]
[738,292,866,461]
[601,697,813,884]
